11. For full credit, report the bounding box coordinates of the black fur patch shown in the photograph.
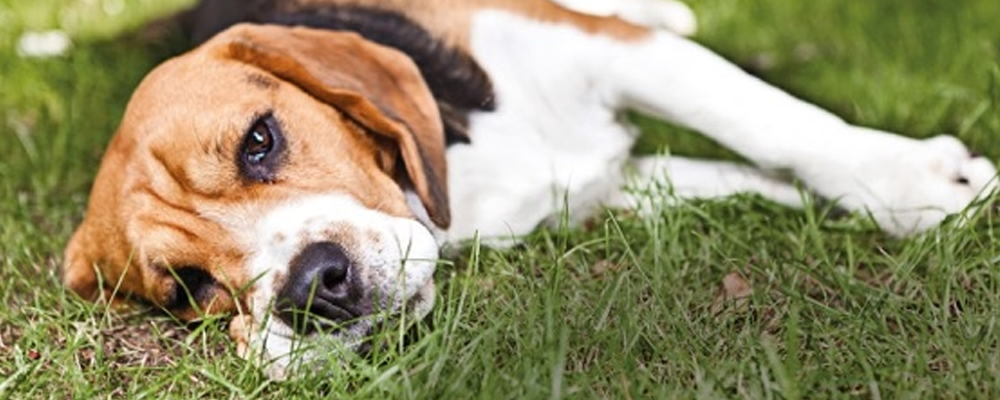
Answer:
[182,1,495,145]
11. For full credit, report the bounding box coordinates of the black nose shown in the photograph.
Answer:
[275,241,367,334]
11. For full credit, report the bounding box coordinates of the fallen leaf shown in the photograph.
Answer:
[712,270,753,314]
[590,259,621,279]
[720,271,752,301]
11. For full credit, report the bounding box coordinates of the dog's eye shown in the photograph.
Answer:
[239,113,285,183]
[245,120,274,165]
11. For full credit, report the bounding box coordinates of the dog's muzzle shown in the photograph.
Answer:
[234,194,439,378]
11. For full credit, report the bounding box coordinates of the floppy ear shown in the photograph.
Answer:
[62,226,101,301]
[212,23,451,228]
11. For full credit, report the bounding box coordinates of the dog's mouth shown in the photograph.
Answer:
[274,303,370,336]
[237,279,434,379]
[309,291,435,358]
[272,277,434,338]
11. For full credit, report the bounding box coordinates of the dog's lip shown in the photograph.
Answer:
[263,314,363,341]
[310,297,366,321]
[305,319,357,335]
[274,301,366,336]
[267,291,427,338]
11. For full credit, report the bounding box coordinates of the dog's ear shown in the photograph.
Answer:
[62,226,101,301]
[214,24,450,228]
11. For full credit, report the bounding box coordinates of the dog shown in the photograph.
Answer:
[63,0,997,378]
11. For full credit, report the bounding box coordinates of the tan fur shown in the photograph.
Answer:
[63,24,446,320]
[286,0,650,49]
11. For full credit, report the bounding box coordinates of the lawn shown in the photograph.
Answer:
[3,0,1000,398]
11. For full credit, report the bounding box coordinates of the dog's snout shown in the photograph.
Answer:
[297,241,350,291]
[276,241,366,334]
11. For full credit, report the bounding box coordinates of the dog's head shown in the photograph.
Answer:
[63,24,448,377]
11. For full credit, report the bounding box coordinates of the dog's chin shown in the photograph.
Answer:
[247,279,436,380]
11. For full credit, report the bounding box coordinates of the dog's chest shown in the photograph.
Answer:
[444,10,636,242]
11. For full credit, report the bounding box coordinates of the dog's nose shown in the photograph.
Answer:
[275,241,366,334]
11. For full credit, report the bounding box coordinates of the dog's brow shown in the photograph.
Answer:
[246,73,278,90]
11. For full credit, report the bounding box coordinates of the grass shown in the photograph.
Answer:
[2,0,1000,398]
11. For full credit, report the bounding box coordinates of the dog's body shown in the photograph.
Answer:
[64,0,996,378]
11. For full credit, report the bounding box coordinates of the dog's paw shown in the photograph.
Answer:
[808,130,997,236]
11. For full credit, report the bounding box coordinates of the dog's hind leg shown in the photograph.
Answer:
[601,31,996,236]
[606,156,806,211]
[548,0,697,36]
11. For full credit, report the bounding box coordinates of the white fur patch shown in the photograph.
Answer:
[446,10,638,244]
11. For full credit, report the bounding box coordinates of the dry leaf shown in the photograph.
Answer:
[720,271,752,301]
[712,270,753,314]
[590,259,621,279]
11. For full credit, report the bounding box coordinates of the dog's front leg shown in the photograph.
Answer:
[608,32,996,235]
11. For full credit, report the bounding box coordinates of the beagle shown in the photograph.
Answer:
[63,0,997,378]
